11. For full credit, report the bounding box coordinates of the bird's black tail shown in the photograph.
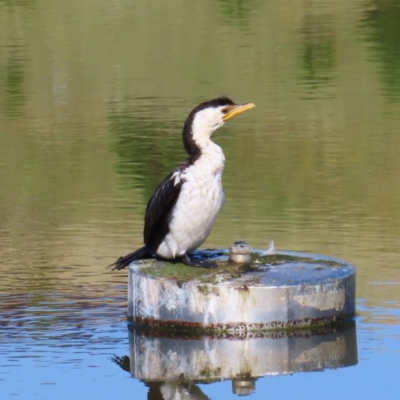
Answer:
[108,246,151,271]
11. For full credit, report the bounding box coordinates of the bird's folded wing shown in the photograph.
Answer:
[143,168,184,251]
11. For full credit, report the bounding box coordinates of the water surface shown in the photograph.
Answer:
[1,0,400,398]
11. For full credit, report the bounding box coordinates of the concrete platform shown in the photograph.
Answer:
[127,243,356,332]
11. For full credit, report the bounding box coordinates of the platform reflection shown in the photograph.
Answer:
[112,323,357,397]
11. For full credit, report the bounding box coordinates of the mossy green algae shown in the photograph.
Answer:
[134,252,345,284]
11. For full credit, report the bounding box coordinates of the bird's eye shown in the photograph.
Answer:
[222,108,229,114]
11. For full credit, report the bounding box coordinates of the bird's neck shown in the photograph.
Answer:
[187,135,223,160]
[183,113,222,157]
[190,140,225,177]
[183,126,225,176]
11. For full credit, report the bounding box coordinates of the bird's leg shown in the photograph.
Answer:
[182,253,218,269]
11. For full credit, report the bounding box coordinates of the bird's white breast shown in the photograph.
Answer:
[156,142,225,259]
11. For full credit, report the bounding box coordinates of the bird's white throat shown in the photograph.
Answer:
[190,107,226,149]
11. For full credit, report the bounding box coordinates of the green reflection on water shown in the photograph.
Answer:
[109,98,185,200]
[0,0,36,7]
[218,0,255,25]
[361,0,400,102]
[3,42,26,117]
[0,0,399,311]
[300,13,336,94]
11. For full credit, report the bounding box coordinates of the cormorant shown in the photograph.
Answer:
[110,97,255,270]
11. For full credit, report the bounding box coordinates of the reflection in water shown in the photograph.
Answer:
[109,98,184,199]
[217,0,255,25]
[0,290,126,338]
[361,0,400,102]
[0,0,36,7]
[111,355,213,400]
[300,12,336,96]
[4,42,26,118]
[1,0,400,398]
[112,324,358,398]
[0,0,34,118]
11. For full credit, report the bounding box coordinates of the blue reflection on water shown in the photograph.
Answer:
[1,295,400,399]
[1,326,149,398]
[0,290,146,398]
[200,311,400,400]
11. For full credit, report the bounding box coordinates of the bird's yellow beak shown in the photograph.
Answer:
[223,103,256,121]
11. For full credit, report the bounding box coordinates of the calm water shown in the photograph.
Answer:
[1,0,400,398]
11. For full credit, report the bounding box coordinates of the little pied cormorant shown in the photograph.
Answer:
[110,97,255,270]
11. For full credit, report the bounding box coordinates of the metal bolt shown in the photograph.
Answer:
[229,241,252,264]
[232,378,256,396]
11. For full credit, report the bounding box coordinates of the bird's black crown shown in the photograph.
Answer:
[182,97,236,157]
[190,96,236,115]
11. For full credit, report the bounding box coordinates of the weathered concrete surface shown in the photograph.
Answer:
[128,249,356,332]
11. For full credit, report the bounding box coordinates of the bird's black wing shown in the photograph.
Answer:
[143,164,187,252]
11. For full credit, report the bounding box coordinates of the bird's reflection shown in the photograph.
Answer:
[112,322,357,398]
[111,355,211,400]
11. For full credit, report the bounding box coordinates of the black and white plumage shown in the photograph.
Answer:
[110,97,255,270]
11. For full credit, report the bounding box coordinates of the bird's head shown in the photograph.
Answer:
[182,97,255,155]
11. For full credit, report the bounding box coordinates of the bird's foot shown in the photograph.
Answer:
[182,253,218,269]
